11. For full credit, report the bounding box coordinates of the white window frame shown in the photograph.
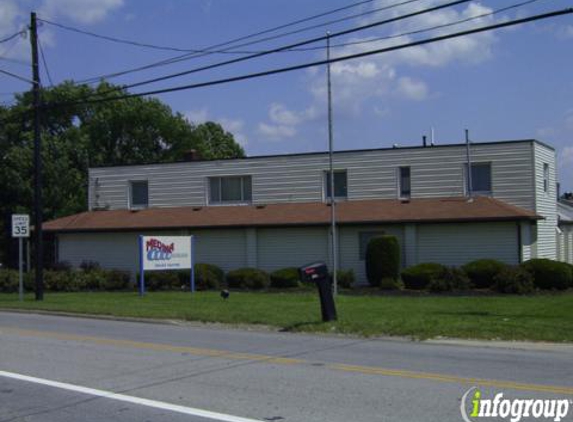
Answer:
[543,163,549,194]
[323,169,348,202]
[128,180,149,210]
[464,162,492,196]
[397,166,411,199]
[208,175,252,205]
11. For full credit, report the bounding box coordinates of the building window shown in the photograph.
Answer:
[466,163,492,194]
[324,170,347,200]
[398,166,411,198]
[129,181,148,209]
[209,176,252,204]
[358,231,385,260]
[543,163,549,193]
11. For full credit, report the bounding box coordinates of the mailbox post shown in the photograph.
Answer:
[299,262,337,322]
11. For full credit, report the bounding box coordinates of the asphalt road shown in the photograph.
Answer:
[0,312,572,422]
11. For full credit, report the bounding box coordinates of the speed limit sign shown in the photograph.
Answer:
[12,214,30,238]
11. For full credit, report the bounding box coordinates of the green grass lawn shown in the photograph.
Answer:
[0,291,572,342]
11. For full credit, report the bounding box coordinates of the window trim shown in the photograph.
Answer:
[128,180,149,210]
[543,163,549,194]
[464,162,492,195]
[398,166,411,199]
[323,169,348,202]
[208,175,253,205]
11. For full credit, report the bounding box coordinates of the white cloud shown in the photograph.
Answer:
[40,0,124,24]
[219,117,247,146]
[256,103,319,142]
[186,108,209,124]
[185,109,248,146]
[0,0,28,60]
[559,146,573,167]
[257,122,296,141]
[269,103,303,126]
[299,1,501,116]
[565,109,573,131]
[395,77,428,101]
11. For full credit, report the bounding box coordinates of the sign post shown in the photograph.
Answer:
[139,235,195,296]
[12,214,30,301]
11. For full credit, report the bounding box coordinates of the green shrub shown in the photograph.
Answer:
[44,270,85,292]
[0,269,19,293]
[226,268,270,290]
[427,267,471,293]
[380,277,403,291]
[521,259,572,290]
[49,261,72,271]
[270,267,300,288]
[143,271,181,291]
[365,235,400,287]
[336,269,356,289]
[401,263,447,290]
[462,259,508,289]
[193,263,223,290]
[80,269,107,291]
[493,266,534,294]
[99,270,131,291]
[80,260,101,272]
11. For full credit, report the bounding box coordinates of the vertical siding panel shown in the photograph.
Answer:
[417,222,519,266]
[533,143,558,259]
[256,228,329,272]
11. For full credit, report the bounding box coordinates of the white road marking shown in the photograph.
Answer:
[0,370,262,422]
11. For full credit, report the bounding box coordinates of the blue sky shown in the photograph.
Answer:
[1,0,572,191]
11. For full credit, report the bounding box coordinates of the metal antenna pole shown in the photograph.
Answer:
[327,32,338,296]
[30,12,44,300]
[466,129,472,198]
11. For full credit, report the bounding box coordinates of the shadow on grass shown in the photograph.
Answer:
[279,320,327,332]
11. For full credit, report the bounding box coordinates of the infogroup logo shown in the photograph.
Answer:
[460,387,572,422]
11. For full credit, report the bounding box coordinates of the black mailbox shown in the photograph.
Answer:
[299,262,337,322]
[299,262,329,283]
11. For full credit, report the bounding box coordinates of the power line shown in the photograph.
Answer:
[38,38,54,86]
[0,67,35,84]
[81,0,474,98]
[298,0,542,52]
[0,56,29,66]
[41,0,421,55]
[0,30,26,44]
[46,8,572,109]
[74,0,426,84]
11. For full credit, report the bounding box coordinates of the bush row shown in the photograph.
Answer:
[0,262,357,293]
[0,268,131,293]
[399,258,572,294]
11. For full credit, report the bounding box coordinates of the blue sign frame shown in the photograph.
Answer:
[139,235,195,296]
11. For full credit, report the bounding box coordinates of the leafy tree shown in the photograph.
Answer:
[0,81,245,266]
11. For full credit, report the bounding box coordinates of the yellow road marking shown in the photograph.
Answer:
[2,326,573,395]
[329,364,573,395]
[0,327,303,365]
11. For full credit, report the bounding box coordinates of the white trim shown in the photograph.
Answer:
[0,370,262,422]
[128,180,149,210]
[323,169,348,202]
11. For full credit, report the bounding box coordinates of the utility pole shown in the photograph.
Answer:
[326,32,338,296]
[30,12,44,300]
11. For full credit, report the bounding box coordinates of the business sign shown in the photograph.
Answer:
[141,236,192,271]
[138,235,195,296]
[12,214,30,238]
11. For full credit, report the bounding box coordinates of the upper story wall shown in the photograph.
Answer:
[533,141,558,258]
[88,140,545,212]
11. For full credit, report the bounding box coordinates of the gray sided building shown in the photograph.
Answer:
[45,139,569,282]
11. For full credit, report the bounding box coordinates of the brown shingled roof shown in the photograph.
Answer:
[43,197,541,233]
